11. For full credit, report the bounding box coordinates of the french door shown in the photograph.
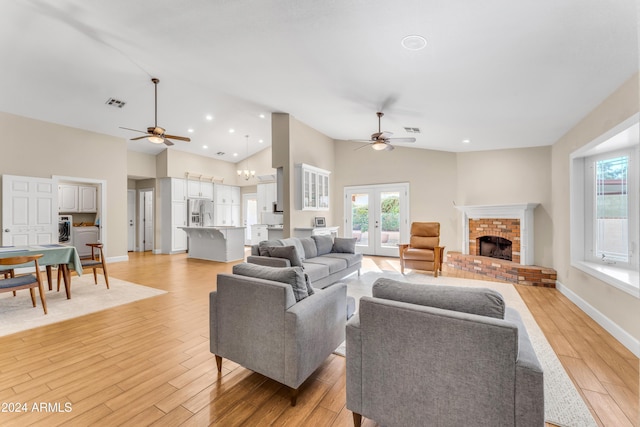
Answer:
[344,183,410,257]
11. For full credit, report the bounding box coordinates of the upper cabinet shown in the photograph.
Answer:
[213,184,241,226]
[187,180,214,199]
[257,182,276,213]
[296,163,330,211]
[58,184,97,213]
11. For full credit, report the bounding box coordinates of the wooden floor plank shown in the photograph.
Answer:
[0,252,635,427]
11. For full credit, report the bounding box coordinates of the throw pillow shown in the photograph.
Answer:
[278,238,306,261]
[304,273,315,296]
[312,234,333,255]
[332,237,356,254]
[268,245,304,268]
[258,239,283,256]
[372,278,506,319]
[232,263,309,302]
[299,237,318,259]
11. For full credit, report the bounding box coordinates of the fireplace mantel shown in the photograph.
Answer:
[456,203,539,265]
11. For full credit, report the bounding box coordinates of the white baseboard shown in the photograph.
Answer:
[556,280,640,358]
[106,255,129,264]
[152,249,162,255]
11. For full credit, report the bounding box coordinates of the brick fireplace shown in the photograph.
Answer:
[447,203,557,287]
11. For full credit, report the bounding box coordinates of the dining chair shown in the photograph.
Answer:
[81,243,110,289]
[0,254,48,314]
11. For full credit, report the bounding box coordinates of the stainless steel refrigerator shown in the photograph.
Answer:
[187,199,214,227]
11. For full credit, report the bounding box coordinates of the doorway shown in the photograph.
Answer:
[138,189,154,252]
[243,193,258,245]
[344,183,410,257]
[127,190,136,251]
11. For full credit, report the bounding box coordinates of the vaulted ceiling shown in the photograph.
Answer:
[1,0,638,162]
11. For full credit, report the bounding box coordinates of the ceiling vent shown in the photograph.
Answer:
[105,98,126,108]
[216,151,225,156]
[404,127,421,134]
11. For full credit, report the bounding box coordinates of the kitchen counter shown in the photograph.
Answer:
[179,226,245,262]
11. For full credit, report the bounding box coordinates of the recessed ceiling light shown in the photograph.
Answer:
[462,139,471,144]
[202,145,208,149]
[205,115,213,121]
[259,114,265,119]
[233,153,238,157]
[401,35,427,51]
[258,139,264,143]
[229,129,235,133]
[187,128,194,133]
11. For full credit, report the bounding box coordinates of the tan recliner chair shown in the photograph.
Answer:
[398,222,444,277]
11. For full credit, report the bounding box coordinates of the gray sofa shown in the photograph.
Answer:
[210,263,347,405]
[346,278,544,426]
[248,235,362,289]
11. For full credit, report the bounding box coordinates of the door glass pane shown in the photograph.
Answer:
[380,191,400,248]
[595,155,628,262]
[351,193,369,246]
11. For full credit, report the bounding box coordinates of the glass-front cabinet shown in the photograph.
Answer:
[297,163,330,211]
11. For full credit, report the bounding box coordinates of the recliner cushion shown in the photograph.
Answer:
[372,278,505,319]
[403,247,435,261]
[410,222,439,249]
[232,262,309,302]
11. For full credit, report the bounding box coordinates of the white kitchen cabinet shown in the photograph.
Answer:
[160,178,188,253]
[296,164,330,211]
[257,182,276,213]
[58,184,97,212]
[72,226,100,257]
[251,224,268,244]
[214,184,241,226]
[58,184,78,212]
[187,180,214,199]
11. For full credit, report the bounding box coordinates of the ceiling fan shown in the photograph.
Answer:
[120,78,190,147]
[351,112,416,151]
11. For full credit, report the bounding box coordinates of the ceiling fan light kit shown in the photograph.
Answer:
[120,77,191,147]
[350,111,415,151]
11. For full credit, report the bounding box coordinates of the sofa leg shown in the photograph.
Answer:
[353,412,362,426]
[215,355,222,372]
[290,387,298,406]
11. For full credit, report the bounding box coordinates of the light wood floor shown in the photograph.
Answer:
[0,252,637,426]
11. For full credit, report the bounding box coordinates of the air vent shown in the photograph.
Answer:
[105,98,126,108]
[216,151,225,156]
[404,127,421,134]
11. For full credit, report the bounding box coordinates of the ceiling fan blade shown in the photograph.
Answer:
[162,138,175,146]
[387,137,416,143]
[354,143,372,151]
[130,135,151,141]
[164,134,191,142]
[120,127,148,134]
[380,131,394,138]
[349,139,374,143]
[384,143,395,151]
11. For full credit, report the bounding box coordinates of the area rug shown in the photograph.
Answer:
[0,275,167,337]
[337,270,597,427]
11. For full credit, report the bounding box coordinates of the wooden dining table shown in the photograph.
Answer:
[0,244,82,298]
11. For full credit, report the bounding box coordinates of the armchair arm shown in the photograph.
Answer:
[346,314,363,414]
[246,255,291,268]
[283,283,347,388]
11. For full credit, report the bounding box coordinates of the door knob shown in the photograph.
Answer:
[4,229,9,232]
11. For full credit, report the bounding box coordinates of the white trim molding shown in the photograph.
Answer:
[557,280,640,358]
[455,203,539,265]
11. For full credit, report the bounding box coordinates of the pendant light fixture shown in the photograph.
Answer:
[237,135,256,180]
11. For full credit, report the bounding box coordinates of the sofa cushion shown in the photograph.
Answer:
[267,245,304,268]
[278,238,306,261]
[322,252,363,268]
[312,235,333,255]
[332,237,356,253]
[305,257,348,274]
[302,262,330,283]
[258,239,284,256]
[299,237,318,259]
[232,262,309,302]
[372,278,505,319]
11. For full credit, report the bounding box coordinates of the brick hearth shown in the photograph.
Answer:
[446,251,557,288]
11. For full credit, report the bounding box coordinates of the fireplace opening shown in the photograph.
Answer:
[478,236,512,261]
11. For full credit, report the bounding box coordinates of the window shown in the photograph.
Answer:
[571,116,639,297]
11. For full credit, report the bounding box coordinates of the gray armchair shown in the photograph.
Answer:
[210,268,347,405]
[346,278,544,426]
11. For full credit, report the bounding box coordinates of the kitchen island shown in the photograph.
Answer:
[179,226,246,262]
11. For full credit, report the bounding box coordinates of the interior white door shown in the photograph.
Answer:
[143,190,154,251]
[127,190,135,251]
[344,183,410,257]
[2,175,57,246]
[243,193,258,245]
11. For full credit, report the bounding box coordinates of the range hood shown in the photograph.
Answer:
[257,174,276,182]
